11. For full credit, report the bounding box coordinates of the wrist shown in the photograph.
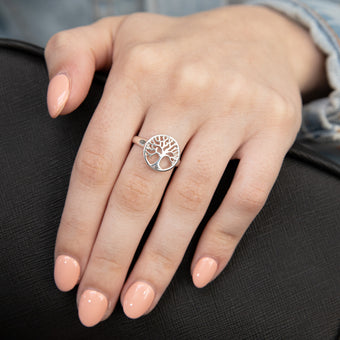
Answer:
[213,5,328,98]
[251,6,328,97]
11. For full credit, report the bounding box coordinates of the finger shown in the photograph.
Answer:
[53,68,144,293]
[190,135,288,288]
[119,122,242,319]
[75,104,195,327]
[45,16,125,117]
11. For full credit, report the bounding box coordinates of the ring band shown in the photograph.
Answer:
[132,134,181,172]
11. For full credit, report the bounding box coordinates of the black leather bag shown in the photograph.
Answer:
[1,39,339,340]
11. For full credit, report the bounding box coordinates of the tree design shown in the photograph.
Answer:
[144,135,180,171]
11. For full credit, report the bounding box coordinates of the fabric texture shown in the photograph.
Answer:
[1,40,339,340]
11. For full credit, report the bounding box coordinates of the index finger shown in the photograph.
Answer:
[53,66,144,292]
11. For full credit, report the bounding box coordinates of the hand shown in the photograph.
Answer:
[46,6,326,327]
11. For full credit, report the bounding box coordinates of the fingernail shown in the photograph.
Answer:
[123,281,155,319]
[78,290,108,327]
[192,257,218,288]
[47,73,70,117]
[54,255,80,292]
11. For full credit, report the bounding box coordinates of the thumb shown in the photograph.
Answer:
[45,16,125,118]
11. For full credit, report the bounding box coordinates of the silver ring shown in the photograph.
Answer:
[132,134,181,172]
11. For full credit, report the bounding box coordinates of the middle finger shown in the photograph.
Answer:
[76,104,195,327]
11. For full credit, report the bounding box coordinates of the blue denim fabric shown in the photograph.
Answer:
[0,0,339,163]
[245,0,340,164]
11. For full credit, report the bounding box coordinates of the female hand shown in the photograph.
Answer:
[46,5,326,327]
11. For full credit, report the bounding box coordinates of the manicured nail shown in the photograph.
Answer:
[192,257,218,288]
[123,281,155,319]
[47,73,70,117]
[54,255,80,292]
[78,290,108,327]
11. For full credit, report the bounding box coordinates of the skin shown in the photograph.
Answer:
[45,5,327,325]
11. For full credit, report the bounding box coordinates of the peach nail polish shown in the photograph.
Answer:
[78,290,108,327]
[54,255,80,292]
[123,281,155,319]
[47,73,70,117]
[192,257,218,288]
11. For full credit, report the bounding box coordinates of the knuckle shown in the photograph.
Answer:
[145,246,177,273]
[124,43,162,74]
[228,71,248,94]
[234,185,268,214]
[45,30,74,58]
[172,62,213,98]
[114,172,155,214]
[175,177,206,212]
[268,91,300,127]
[91,252,124,275]
[270,92,290,115]
[223,71,248,104]
[213,223,240,246]
[209,224,241,257]
[58,215,92,252]
[61,216,88,238]
[75,144,112,187]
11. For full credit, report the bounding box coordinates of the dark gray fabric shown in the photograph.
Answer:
[0,40,339,339]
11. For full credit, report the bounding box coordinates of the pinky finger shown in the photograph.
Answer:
[190,137,288,288]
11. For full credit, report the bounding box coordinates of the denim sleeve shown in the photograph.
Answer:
[243,0,340,142]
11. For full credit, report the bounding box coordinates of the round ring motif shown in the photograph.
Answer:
[142,135,180,172]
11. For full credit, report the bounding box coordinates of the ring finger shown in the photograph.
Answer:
[76,104,197,326]
[118,120,242,319]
